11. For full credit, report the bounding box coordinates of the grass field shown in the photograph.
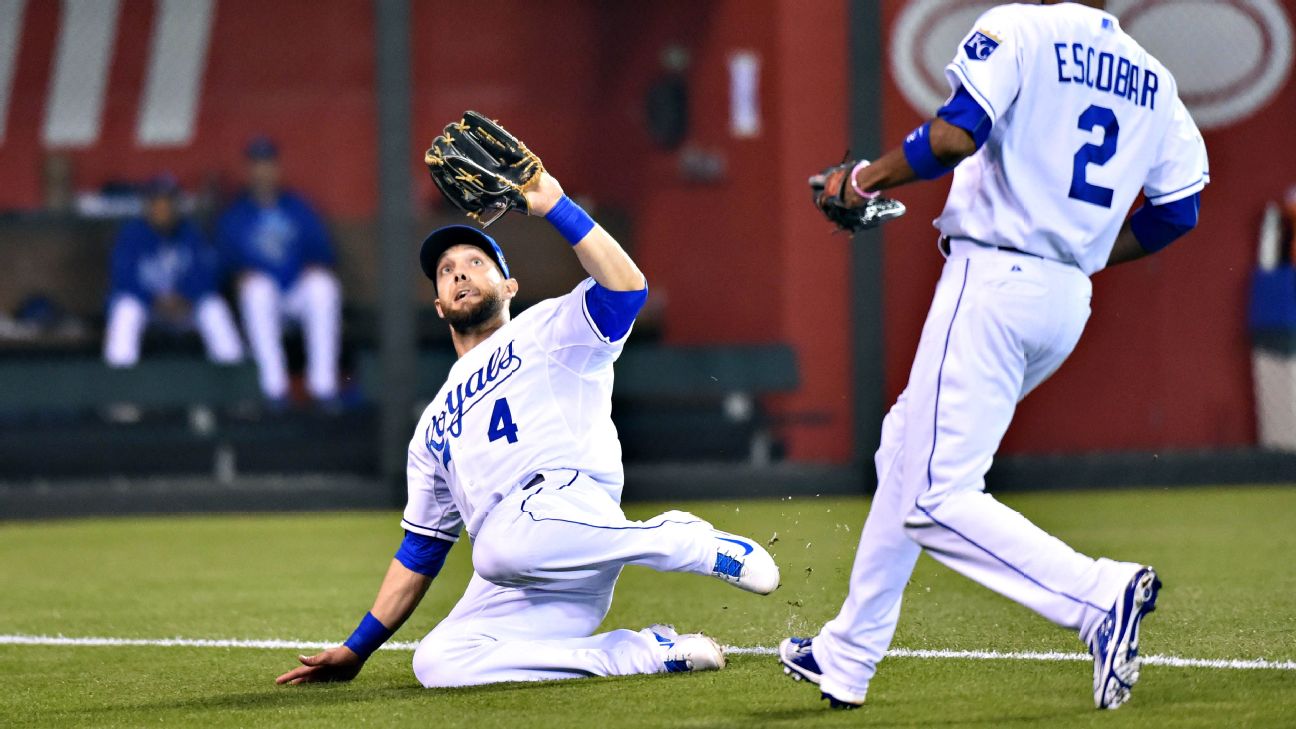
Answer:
[2,486,1294,728]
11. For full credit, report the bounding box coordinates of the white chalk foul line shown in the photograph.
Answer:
[2,634,1293,672]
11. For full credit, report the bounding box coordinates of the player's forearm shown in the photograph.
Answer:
[368,558,434,631]
[848,148,918,201]
[525,172,646,291]
[847,119,975,205]
[1107,222,1150,267]
[571,226,646,292]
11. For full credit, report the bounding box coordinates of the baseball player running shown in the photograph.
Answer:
[276,113,779,689]
[780,0,1207,711]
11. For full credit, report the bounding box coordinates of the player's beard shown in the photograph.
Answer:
[444,287,505,334]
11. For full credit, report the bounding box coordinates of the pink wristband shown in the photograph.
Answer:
[849,160,879,200]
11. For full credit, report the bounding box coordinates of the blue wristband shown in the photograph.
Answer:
[545,195,596,245]
[343,611,394,660]
[902,121,954,180]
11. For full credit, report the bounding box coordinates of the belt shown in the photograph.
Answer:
[521,473,545,490]
[995,245,1042,259]
[941,236,1042,260]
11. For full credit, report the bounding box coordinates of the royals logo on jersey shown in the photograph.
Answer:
[964,30,1000,61]
[423,339,524,467]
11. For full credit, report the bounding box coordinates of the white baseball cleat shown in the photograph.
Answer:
[649,624,726,673]
[666,512,781,594]
[1090,566,1162,710]
[709,528,780,594]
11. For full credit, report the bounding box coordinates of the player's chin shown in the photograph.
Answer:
[446,294,503,332]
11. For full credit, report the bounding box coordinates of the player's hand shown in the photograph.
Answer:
[522,171,564,217]
[810,159,906,233]
[274,645,364,685]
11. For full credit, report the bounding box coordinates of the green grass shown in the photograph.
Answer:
[1,486,1294,727]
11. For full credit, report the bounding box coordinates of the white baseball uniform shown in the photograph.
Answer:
[811,4,1208,702]
[404,278,722,687]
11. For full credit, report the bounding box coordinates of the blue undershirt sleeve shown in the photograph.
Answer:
[584,281,648,342]
[394,531,453,577]
[1129,192,1200,254]
[936,85,993,150]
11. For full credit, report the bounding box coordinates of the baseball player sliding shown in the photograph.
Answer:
[781,0,1206,712]
[276,113,779,688]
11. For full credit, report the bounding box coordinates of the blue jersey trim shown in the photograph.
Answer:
[1145,176,1207,205]
[394,531,454,577]
[1130,192,1199,254]
[937,86,993,149]
[399,518,460,542]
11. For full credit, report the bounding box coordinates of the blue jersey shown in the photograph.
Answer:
[108,218,218,305]
[215,191,335,289]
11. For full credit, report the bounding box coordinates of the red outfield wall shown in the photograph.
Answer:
[1,0,1290,462]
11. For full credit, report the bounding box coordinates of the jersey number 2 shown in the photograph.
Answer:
[1068,105,1120,208]
[487,398,520,444]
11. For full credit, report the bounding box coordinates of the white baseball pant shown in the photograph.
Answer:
[237,268,341,400]
[103,294,244,367]
[412,470,720,687]
[812,240,1142,702]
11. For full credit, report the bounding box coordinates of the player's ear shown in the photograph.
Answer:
[503,278,519,300]
[433,298,445,319]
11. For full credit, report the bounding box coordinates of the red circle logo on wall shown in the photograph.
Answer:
[890,0,1293,129]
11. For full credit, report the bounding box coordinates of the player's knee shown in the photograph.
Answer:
[412,635,475,688]
[471,543,533,588]
[239,271,277,305]
[901,502,938,543]
[300,268,341,307]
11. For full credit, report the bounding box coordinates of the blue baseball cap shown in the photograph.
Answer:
[244,135,279,160]
[420,225,511,292]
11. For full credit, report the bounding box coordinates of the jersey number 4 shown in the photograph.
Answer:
[487,397,520,444]
[1069,105,1119,208]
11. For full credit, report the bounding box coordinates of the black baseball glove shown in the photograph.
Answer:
[424,111,544,227]
[809,160,906,234]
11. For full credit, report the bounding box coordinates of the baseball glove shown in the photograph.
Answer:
[424,111,544,227]
[809,160,906,234]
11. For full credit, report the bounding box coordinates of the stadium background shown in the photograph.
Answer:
[0,0,1293,502]
[2,2,1295,726]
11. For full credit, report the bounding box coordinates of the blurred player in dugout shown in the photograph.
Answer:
[103,174,244,367]
[216,137,342,405]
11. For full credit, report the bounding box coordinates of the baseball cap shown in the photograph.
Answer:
[244,135,279,160]
[419,225,511,292]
